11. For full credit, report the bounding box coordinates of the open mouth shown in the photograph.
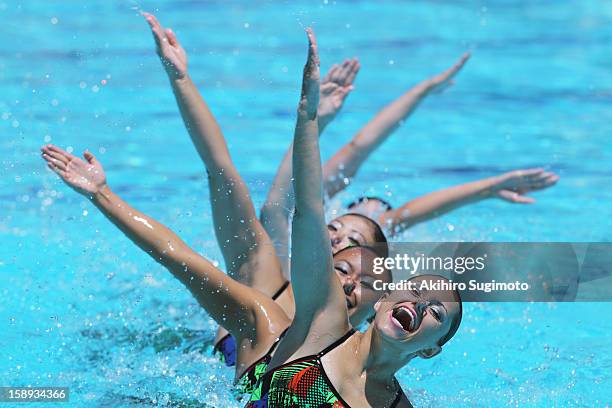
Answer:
[391,304,417,332]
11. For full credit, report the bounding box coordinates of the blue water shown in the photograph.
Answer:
[1,1,611,407]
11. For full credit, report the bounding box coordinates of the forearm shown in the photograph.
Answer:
[90,185,255,329]
[322,81,433,197]
[353,82,431,152]
[91,185,189,268]
[291,112,333,310]
[384,176,500,232]
[169,76,231,168]
[260,142,294,242]
[261,109,332,233]
[293,111,324,215]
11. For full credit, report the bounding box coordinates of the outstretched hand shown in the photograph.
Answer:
[41,145,107,197]
[143,12,188,80]
[426,52,471,94]
[318,58,360,125]
[299,28,320,119]
[494,168,560,204]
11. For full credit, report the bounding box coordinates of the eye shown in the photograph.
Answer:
[335,265,348,275]
[361,280,375,291]
[327,223,337,232]
[348,237,360,246]
[429,306,441,322]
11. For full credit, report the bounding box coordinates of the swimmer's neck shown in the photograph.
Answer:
[355,325,408,385]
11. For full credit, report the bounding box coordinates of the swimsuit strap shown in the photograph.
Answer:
[271,281,290,300]
[389,379,405,408]
[239,328,290,377]
[267,327,289,355]
[316,328,356,358]
[212,333,232,352]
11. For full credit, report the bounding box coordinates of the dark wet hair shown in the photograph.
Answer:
[347,196,393,211]
[339,212,389,258]
[437,290,463,347]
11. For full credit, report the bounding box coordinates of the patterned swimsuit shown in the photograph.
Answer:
[214,281,290,367]
[213,282,291,399]
[246,329,404,407]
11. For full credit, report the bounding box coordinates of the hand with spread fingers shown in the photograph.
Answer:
[494,168,560,203]
[41,145,106,197]
[318,58,360,128]
[143,12,188,80]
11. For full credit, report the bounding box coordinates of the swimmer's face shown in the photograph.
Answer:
[373,275,461,358]
[347,199,388,220]
[327,214,377,254]
[333,246,391,326]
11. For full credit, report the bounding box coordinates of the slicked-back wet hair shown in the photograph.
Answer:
[347,196,393,211]
[339,212,389,258]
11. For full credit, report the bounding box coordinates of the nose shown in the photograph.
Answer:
[343,279,356,296]
[331,236,342,246]
[416,300,427,316]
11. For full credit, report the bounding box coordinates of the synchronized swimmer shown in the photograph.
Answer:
[39,10,559,408]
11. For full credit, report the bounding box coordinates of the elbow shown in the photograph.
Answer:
[153,241,189,268]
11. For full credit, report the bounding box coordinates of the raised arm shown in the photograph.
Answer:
[260,60,360,279]
[289,30,346,331]
[381,168,560,234]
[323,52,471,198]
[143,13,286,301]
[41,145,262,336]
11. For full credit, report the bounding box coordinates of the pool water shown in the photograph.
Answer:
[1,0,611,407]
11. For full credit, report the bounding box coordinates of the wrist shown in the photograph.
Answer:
[297,102,317,121]
[90,184,111,202]
[486,175,506,196]
[317,113,332,131]
[170,73,191,87]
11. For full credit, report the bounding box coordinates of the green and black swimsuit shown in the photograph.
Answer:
[246,329,405,407]
[232,328,289,399]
